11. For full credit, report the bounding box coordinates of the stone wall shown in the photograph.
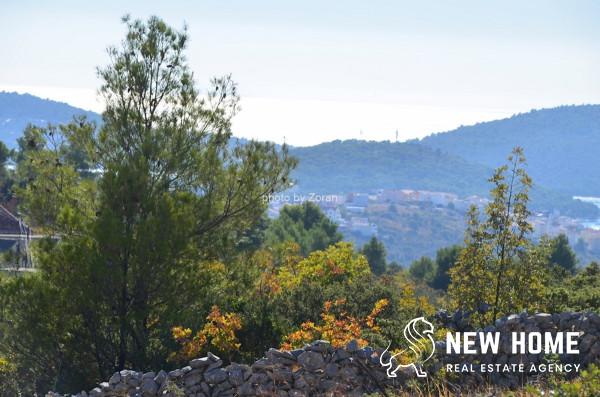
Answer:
[46,310,600,397]
[47,340,402,397]
[434,309,600,388]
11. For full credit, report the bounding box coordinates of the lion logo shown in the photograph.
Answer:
[380,317,435,378]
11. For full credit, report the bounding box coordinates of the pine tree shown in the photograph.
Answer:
[548,234,578,275]
[265,201,343,257]
[6,15,296,391]
[359,236,387,276]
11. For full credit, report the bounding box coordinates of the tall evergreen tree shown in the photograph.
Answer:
[548,234,578,275]
[359,236,387,275]
[2,15,295,392]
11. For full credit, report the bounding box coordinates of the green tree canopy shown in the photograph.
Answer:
[430,244,462,291]
[548,234,578,275]
[406,245,462,291]
[0,141,13,201]
[1,15,295,393]
[448,147,549,325]
[409,255,436,282]
[543,261,600,313]
[359,236,387,275]
[265,201,343,256]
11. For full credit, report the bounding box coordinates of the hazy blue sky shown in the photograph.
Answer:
[1,1,599,146]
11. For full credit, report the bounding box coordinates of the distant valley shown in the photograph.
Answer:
[2,91,600,265]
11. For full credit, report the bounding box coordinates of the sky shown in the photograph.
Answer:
[1,0,599,146]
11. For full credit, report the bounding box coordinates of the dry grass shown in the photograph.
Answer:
[387,386,541,397]
[366,364,600,397]
[366,377,596,397]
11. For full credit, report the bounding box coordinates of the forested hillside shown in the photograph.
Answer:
[0,92,101,149]
[291,139,491,196]
[1,93,596,217]
[290,139,598,218]
[416,105,600,197]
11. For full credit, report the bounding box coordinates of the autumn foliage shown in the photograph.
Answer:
[281,298,389,350]
[170,305,242,363]
[256,241,370,298]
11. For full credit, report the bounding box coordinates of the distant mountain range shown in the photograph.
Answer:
[0,91,101,150]
[415,105,600,197]
[288,106,600,217]
[1,91,598,217]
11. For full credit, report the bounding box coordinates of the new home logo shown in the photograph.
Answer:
[380,317,436,378]
[380,317,583,379]
[445,330,581,374]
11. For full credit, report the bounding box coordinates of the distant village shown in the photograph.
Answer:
[266,188,600,254]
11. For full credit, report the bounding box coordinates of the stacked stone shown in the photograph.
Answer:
[46,311,600,396]
[46,339,409,397]
[435,310,600,388]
